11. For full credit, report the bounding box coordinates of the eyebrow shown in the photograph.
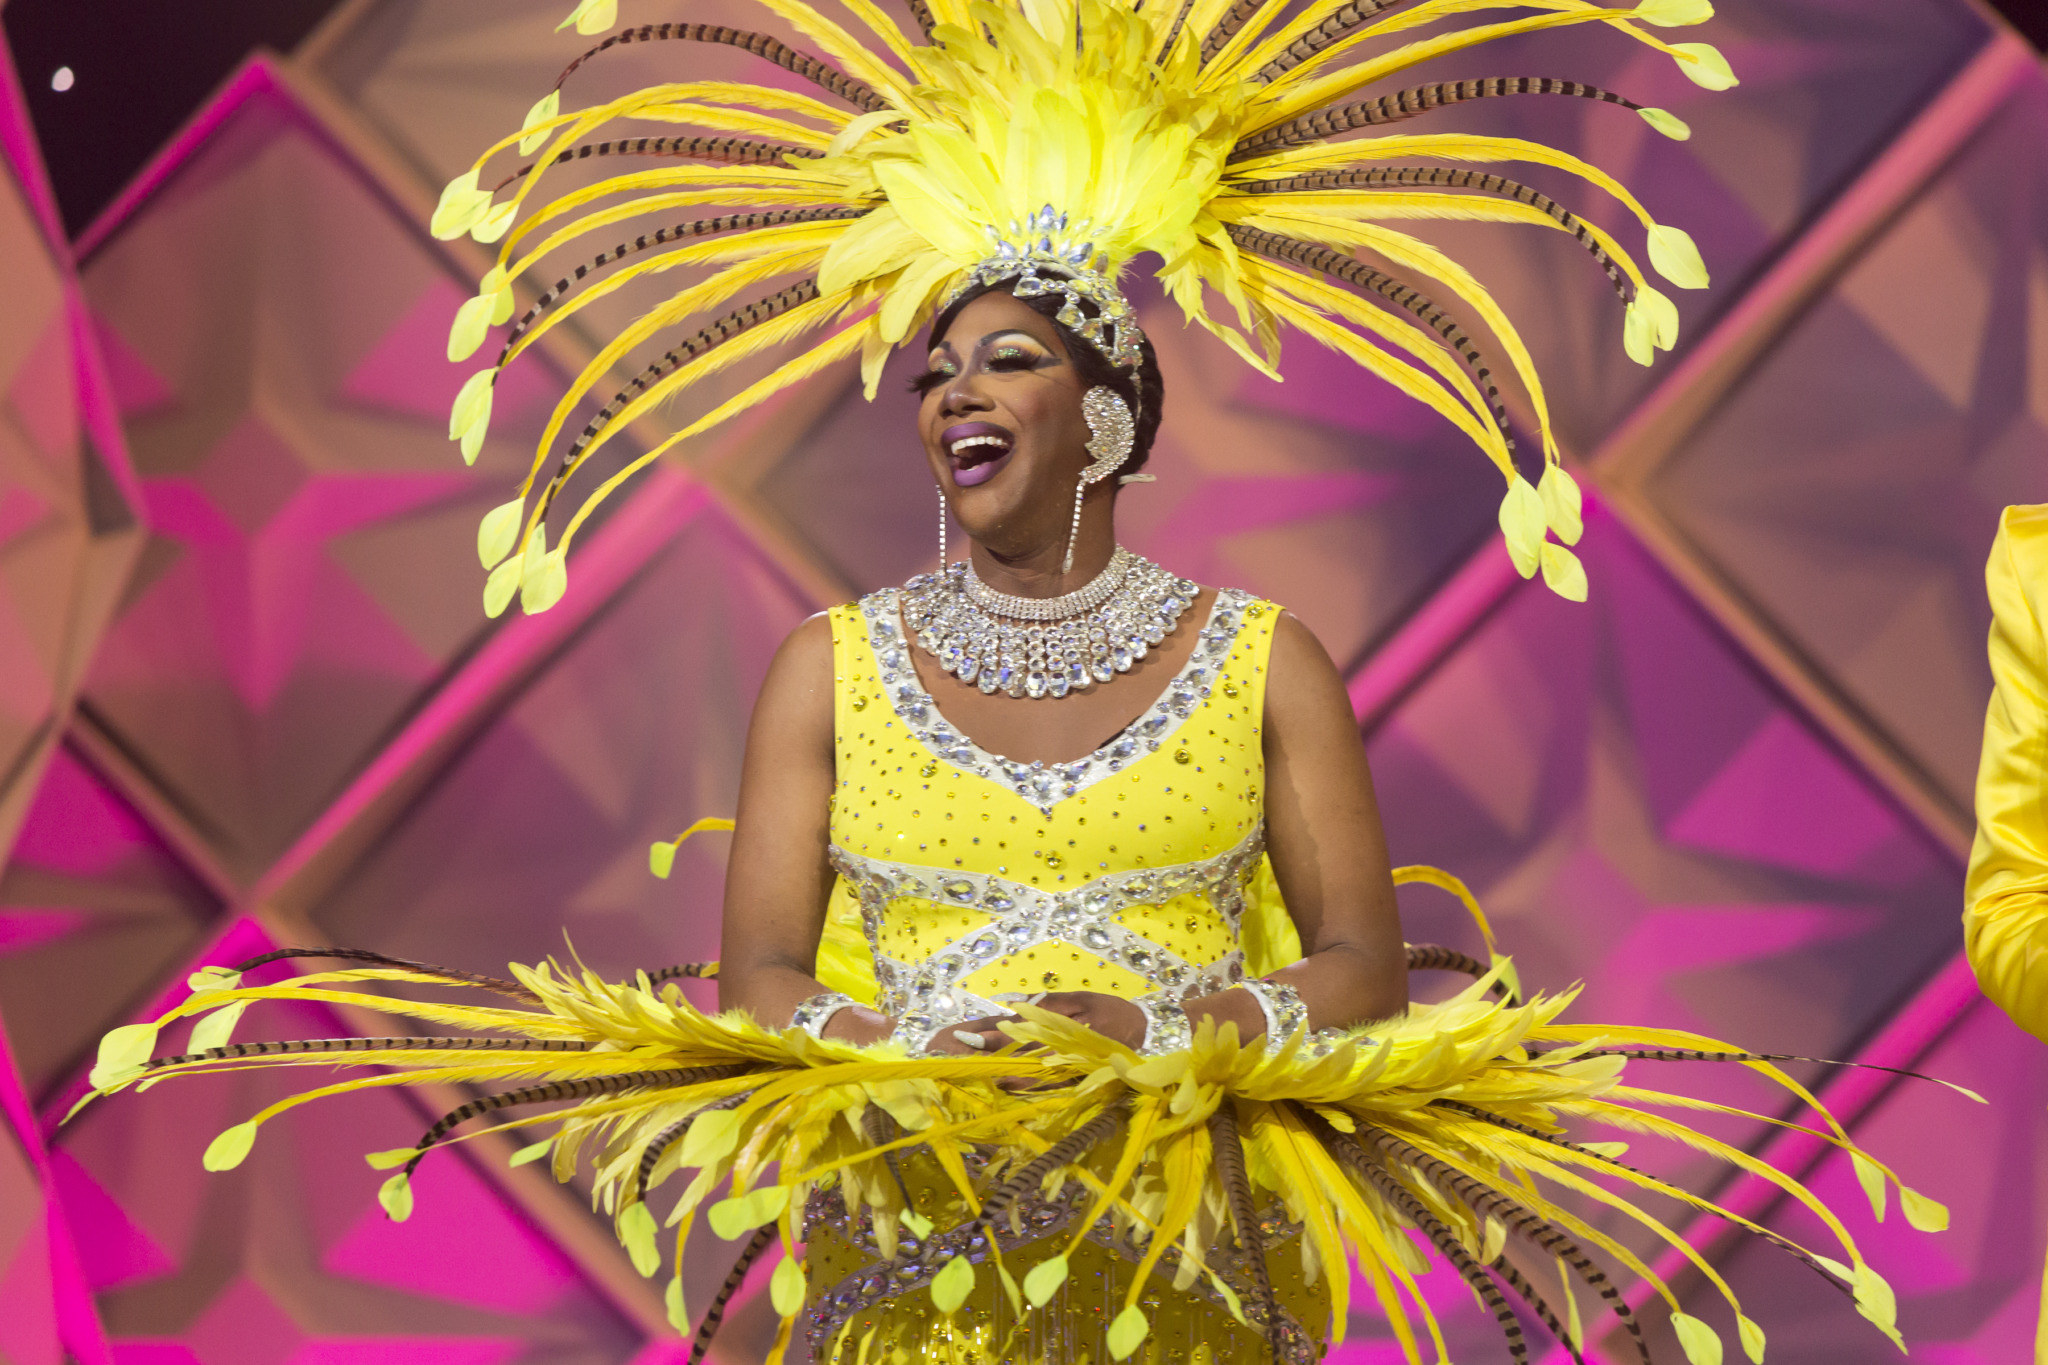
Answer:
[931,328,1051,356]
[977,329,1046,348]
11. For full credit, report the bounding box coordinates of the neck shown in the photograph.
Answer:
[969,522,1116,597]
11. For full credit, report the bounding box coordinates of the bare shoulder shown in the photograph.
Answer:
[750,611,838,741]
[1267,609,1343,685]
[1262,609,1350,729]
[1267,609,1336,668]
[776,610,837,670]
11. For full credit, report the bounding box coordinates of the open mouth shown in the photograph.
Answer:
[943,423,1015,488]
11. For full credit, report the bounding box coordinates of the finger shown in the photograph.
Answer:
[959,1019,1013,1040]
[951,1028,990,1051]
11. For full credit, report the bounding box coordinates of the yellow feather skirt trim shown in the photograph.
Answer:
[84,934,1957,1364]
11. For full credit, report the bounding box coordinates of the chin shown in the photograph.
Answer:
[951,500,1018,549]
[957,482,1056,546]
[946,473,1017,527]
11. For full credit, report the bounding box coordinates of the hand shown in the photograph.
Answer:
[1033,991,1146,1049]
[820,1005,893,1046]
[925,1013,1018,1054]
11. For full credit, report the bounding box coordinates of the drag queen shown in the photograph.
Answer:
[82,0,1959,1361]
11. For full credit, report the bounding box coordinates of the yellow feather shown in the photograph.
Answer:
[1402,1112,1808,1323]
[499,166,847,260]
[1217,189,1650,293]
[1540,1022,1864,1151]
[506,225,844,376]
[545,284,853,510]
[1583,1092,1883,1263]
[1253,7,1641,122]
[1123,1126,1210,1304]
[877,252,965,343]
[1193,0,1292,88]
[1058,1101,1162,1262]
[748,0,919,106]
[831,0,920,66]
[569,79,859,140]
[1219,205,1556,457]
[819,206,929,296]
[515,239,834,498]
[1208,0,1439,87]
[1246,1102,1348,1316]
[1247,259,1513,475]
[1504,1138,1754,1326]
[558,312,879,552]
[1231,133,1661,233]
[621,100,843,149]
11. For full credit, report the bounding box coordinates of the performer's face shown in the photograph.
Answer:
[918,289,1098,556]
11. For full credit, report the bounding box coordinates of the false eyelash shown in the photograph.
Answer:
[907,350,1042,395]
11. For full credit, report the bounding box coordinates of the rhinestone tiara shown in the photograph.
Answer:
[951,205,1147,369]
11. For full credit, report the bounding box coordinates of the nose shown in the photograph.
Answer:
[939,370,990,419]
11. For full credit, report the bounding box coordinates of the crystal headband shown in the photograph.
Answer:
[951,206,1147,369]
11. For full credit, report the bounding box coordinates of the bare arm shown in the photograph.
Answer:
[718,613,891,1044]
[1184,611,1408,1038]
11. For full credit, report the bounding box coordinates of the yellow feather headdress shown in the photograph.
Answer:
[439,0,1735,616]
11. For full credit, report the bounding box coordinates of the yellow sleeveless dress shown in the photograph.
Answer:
[803,587,1327,1362]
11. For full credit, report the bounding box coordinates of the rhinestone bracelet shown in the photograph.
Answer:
[1135,996,1192,1054]
[1239,979,1308,1049]
[790,991,858,1041]
[888,1014,944,1053]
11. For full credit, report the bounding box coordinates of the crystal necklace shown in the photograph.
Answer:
[901,547,1197,699]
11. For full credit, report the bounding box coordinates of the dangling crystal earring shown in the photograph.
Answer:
[1065,387,1135,574]
[937,484,948,568]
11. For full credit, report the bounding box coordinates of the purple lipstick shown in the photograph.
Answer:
[943,422,1014,487]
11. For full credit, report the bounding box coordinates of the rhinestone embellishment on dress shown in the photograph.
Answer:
[863,589,1248,812]
[830,825,1265,1050]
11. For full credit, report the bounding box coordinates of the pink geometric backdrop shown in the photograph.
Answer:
[0,1,2044,1362]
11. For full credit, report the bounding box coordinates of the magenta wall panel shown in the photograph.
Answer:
[0,1024,109,1365]
[74,67,638,888]
[56,991,645,1364]
[1348,514,1963,1357]
[1384,0,1989,454]
[0,34,143,872]
[0,34,134,1365]
[1647,73,2048,812]
[1654,995,2047,1361]
[1369,516,1961,1071]
[0,746,221,1100]
[307,505,810,980]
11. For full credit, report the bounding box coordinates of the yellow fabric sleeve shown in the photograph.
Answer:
[1964,504,2048,1044]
